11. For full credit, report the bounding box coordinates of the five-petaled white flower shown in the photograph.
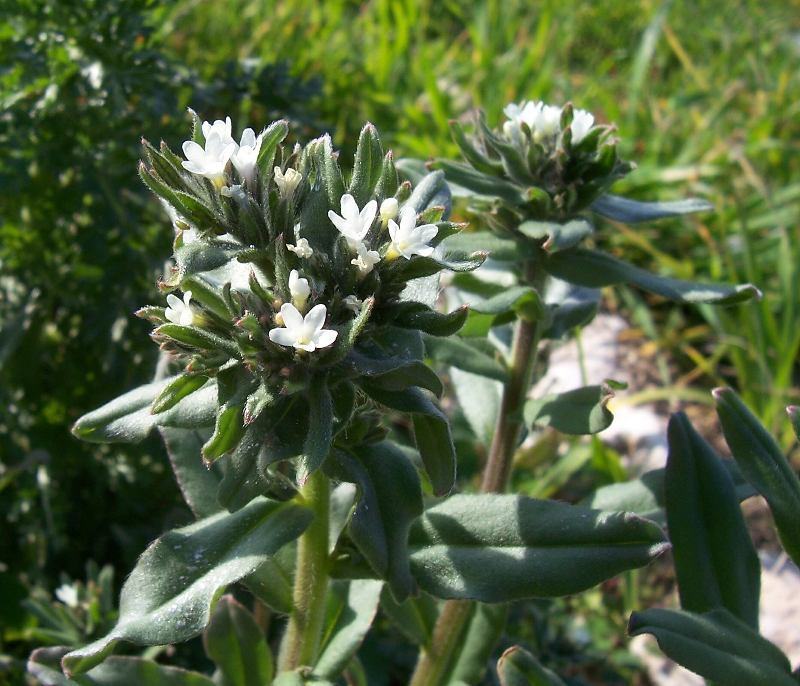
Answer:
[386,207,438,260]
[342,295,363,313]
[569,108,595,144]
[231,128,264,187]
[351,242,381,277]
[532,104,562,142]
[379,197,399,224]
[165,291,196,326]
[182,131,237,188]
[269,303,337,352]
[287,237,313,259]
[328,194,377,249]
[274,167,303,200]
[288,269,311,311]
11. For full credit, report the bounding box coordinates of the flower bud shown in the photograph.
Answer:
[380,197,399,224]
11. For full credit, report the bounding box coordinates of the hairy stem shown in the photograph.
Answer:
[278,470,330,672]
[409,262,543,686]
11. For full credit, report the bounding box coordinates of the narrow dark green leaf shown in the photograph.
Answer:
[518,219,593,253]
[545,249,760,305]
[324,443,423,601]
[391,251,486,282]
[242,544,296,615]
[160,427,222,519]
[203,595,273,686]
[541,279,600,339]
[72,377,216,444]
[450,120,503,175]
[408,494,668,602]
[434,159,525,204]
[497,645,566,686]
[392,302,469,337]
[255,119,289,177]
[442,231,527,261]
[628,608,795,686]
[715,389,800,566]
[524,385,614,435]
[450,367,502,443]
[29,647,215,685]
[378,587,438,647]
[348,123,384,205]
[666,412,760,628]
[423,334,507,382]
[62,498,312,676]
[406,170,452,218]
[298,379,334,483]
[314,580,383,679]
[446,604,509,684]
[468,285,545,321]
[591,194,713,223]
[152,375,210,414]
[359,383,455,495]
[154,324,240,358]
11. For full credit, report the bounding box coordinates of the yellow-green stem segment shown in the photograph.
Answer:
[278,469,330,672]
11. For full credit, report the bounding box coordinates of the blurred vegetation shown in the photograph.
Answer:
[1,0,798,682]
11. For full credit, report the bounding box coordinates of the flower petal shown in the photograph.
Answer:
[328,210,348,234]
[240,128,256,149]
[303,304,327,333]
[280,303,304,331]
[359,199,377,227]
[269,328,297,347]
[182,140,204,162]
[340,194,359,221]
[313,329,338,349]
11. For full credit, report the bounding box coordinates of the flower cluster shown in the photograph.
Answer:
[502,100,595,147]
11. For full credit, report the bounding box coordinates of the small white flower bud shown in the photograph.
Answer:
[287,237,314,259]
[380,197,399,223]
[288,269,311,311]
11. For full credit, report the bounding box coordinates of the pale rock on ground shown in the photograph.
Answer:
[532,313,800,683]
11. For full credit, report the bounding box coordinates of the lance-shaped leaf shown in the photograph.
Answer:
[242,544,296,615]
[406,170,452,219]
[442,231,529,261]
[518,219,593,253]
[434,159,526,204]
[715,389,800,566]
[72,377,216,444]
[348,123,385,205]
[423,334,507,382]
[314,580,383,679]
[591,194,713,223]
[152,374,210,414]
[347,344,443,397]
[256,119,289,178]
[391,251,486,283]
[545,249,760,305]
[450,367,502,444]
[450,120,503,175]
[202,366,253,463]
[379,587,438,648]
[324,443,423,601]
[203,595,273,686]
[541,279,600,340]
[446,603,509,685]
[524,385,615,435]
[628,608,796,686]
[29,647,215,685]
[160,427,222,519]
[466,285,546,330]
[298,379,334,483]
[497,645,566,686]
[391,302,469,337]
[666,412,760,628]
[359,383,456,495]
[174,240,245,281]
[407,494,668,602]
[61,498,312,676]
[139,163,218,229]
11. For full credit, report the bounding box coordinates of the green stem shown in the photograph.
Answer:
[278,470,330,672]
[409,263,543,685]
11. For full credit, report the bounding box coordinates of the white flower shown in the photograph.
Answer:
[342,295,363,313]
[288,269,311,311]
[55,584,80,608]
[380,197,399,223]
[269,303,338,352]
[387,207,438,260]
[570,108,595,144]
[231,128,263,187]
[351,242,381,276]
[221,183,246,202]
[274,167,303,200]
[182,131,237,188]
[165,291,196,326]
[502,100,542,144]
[202,117,234,146]
[328,194,377,249]
[287,237,314,259]
[532,104,562,142]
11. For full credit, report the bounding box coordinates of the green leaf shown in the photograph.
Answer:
[469,285,545,322]
[61,498,312,676]
[541,279,600,339]
[348,123,384,205]
[450,367,502,444]
[391,302,469,337]
[497,645,566,686]
[446,603,509,684]
[160,427,222,519]
[591,194,713,223]
[72,377,216,444]
[298,379,334,483]
[324,443,423,601]
[518,219,593,253]
[435,159,525,204]
[407,170,452,219]
[359,384,455,495]
[347,343,443,397]
[314,580,383,679]
[524,385,615,435]
[202,367,252,463]
[29,647,215,686]
[203,595,273,686]
[256,120,289,178]
[242,544,296,615]
[408,494,668,602]
[152,374,210,414]
[450,120,503,175]
[423,334,506,382]
[442,231,527,262]
[666,412,760,628]
[392,251,486,283]
[378,587,438,648]
[715,389,800,566]
[545,249,761,304]
[628,608,796,686]
[154,324,240,358]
